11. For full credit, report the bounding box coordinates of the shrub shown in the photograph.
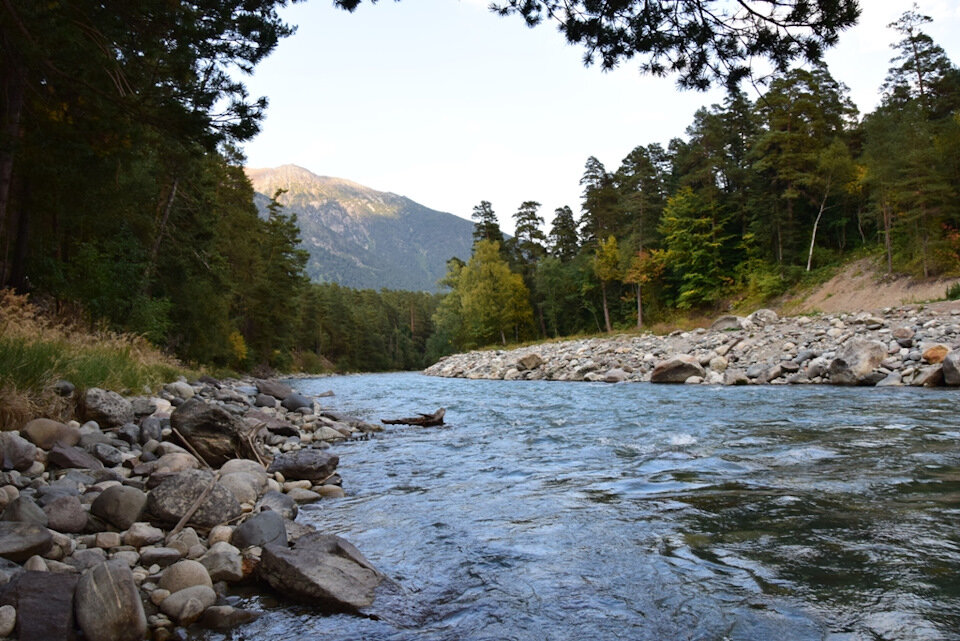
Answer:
[946,282,960,301]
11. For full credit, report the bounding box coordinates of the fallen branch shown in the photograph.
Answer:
[171,427,212,470]
[166,472,219,541]
[381,408,445,427]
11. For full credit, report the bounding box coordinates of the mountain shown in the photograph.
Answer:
[245,165,474,292]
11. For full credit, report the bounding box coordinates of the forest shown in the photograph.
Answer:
[432,7,960,352]
[0,2,957,371]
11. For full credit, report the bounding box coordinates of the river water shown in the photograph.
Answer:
[205,373,960,641]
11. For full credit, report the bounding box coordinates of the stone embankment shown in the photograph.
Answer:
[425,304,960,387]
[0,377,388,640]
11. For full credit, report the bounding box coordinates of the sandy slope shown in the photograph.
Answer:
[787,258,960,314]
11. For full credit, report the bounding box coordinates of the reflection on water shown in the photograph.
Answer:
[201,375,960,641]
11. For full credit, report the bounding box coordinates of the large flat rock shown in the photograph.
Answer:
[258,532,382,613]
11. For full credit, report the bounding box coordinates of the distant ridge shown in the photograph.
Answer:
[246,165,473,292]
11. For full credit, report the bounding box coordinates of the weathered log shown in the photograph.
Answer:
[381,408,445,427]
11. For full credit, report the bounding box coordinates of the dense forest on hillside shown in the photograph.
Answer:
[433,7,960,352]
[0,2,956,372]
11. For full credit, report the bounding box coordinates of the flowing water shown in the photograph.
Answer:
[204,373,960,641]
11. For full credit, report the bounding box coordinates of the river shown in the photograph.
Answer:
[204,373,960,641]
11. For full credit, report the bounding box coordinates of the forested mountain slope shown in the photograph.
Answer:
[247,165,473,292]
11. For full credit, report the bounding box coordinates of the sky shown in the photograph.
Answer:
[240,0,960,235]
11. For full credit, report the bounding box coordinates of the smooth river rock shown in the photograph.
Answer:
[75,560,147,641]
[81,388,135,427]
[147,469,242,528]
[267,449,339,482]
[20,418,80,450]
[258,532,383,613]
[828,339,887,385]
[91,485,148,530]
[650,356,705,383]
[10,571,78,641]
[170,398,256,466]
[0,432,37,472]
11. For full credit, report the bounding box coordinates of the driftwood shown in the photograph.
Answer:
[381,408,445,427]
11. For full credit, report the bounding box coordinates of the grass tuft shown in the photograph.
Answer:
[0,289,193,429]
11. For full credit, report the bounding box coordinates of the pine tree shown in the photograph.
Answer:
[578,157,620,248]
[471,200,504,246]
[659,187,732,309]
[512,201,547,264]
[882,4,960,118]
[548,206,580,261]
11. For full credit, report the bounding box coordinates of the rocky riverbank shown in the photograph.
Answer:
[425,303,960,387]
[0,376,390,640]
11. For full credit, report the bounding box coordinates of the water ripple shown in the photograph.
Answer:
[200,374,960,641]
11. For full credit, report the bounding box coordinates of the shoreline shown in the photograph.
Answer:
[425,303,960,387]
[0,375,391,639]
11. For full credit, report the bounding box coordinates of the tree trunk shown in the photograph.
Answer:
[601,281,612,333]
[144,176,179,286]
[8,178,29,291]
[636,283,642,329]
[807,177,831,272]
[0,50,25,287]
[883,201,893,275]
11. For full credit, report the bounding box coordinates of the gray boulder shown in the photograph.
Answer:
[158,559,212,593]
[876,371,903,387]
[53,380,75,397]
[81,388,135,428]
[164,381,195,400]
[603,368,628,383]
[748,308,779,326]
[258,490,298,520]
[67,547,108,571]
[139,417,163,444]
[92,443,124,467]
[199,542,243,582]
[91,485,147,530]
[170,398,257,466]
[941,351,960,386]
[147,469,242,528]
[256,379,293,400]
[516,353,544,371]
[828,339,887,385]
[0,522,52,562]
[1,497,48,527]
[281,394,312,411]
[258,532,383,613]
[254,394,277,408]
[20,418,80,450]
[200,605,261,630]
[42,495,87,533]
[710,315,743,331]
[139,547,181,568]
[129,397,158,417]
[0,604,13,637]
[650,356,705,384]
[47,443,103,470]
[231,510,287,549]
[75,560,146,641]
[724,370,750,386]
[7,571,78,641]
[267,449,339,482]
[159,585,217,625]
[0,432,37,472]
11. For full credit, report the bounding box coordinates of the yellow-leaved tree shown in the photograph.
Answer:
[458,241,534,346]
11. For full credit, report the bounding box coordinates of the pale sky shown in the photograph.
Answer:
[240,0,960,234]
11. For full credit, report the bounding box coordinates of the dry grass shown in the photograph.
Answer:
[0,289,192,429]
